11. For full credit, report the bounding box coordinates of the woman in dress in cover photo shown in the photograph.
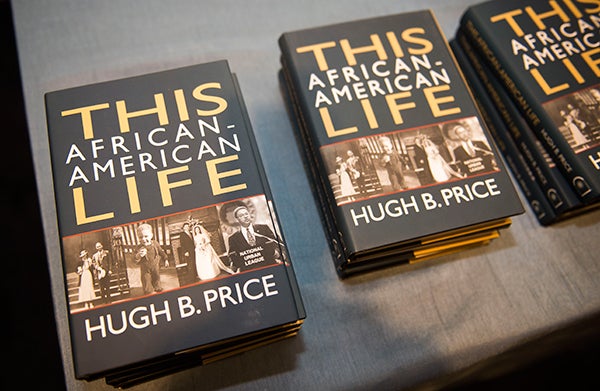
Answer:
[560,108,589,148]
[422,136,465,183]
[335,155,356,201]
[76,249,97,309]
[193,223,236,280]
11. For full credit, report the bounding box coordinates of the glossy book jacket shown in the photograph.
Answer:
[44,60,305,381]
[279,10,524,275]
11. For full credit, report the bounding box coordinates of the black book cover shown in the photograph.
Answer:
[451,38,559,225]
[44,60,305,380]
[453,32,583,220]
[460,0,600,203]
[279,10,524,275]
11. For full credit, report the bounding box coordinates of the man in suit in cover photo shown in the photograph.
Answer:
[446,121,496,176]
[92,241,112,304]
[179,221,197,280]
[227,204,283,272]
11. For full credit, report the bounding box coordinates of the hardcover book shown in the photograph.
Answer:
[460,0,600,204]
[452,34,590,224]
[279,10,524,276]
[44,60,305,385]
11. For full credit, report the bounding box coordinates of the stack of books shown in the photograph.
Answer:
[453,0,600,225]
[44,60,305,387]
[278,10,524,277]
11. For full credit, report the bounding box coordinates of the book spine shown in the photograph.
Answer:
[489,116,558,225]
[450,39,557,225]
[460,11,600,202]
[454,32,582,217]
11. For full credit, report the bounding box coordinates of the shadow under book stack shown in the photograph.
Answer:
[455,0,600,225]
[278,9,524,276]
[44,60,305,388]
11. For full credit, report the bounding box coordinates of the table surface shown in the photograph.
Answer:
[12,1,600,390]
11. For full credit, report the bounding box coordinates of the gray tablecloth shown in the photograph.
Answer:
[12,1,600,390]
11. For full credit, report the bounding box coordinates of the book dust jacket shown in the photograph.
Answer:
[279,10,524,268]
[44,60,304,379]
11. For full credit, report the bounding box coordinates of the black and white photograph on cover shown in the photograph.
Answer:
[320,140,384,205]
[62,208,230,313]
[63,219,173,314]
[543,84,600,153]
[170,205,239,285]
[63,218,181,313]
[218,195,287,273]
[442,117,498,176]
[62,195,286,313]
[320,116,497,206]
